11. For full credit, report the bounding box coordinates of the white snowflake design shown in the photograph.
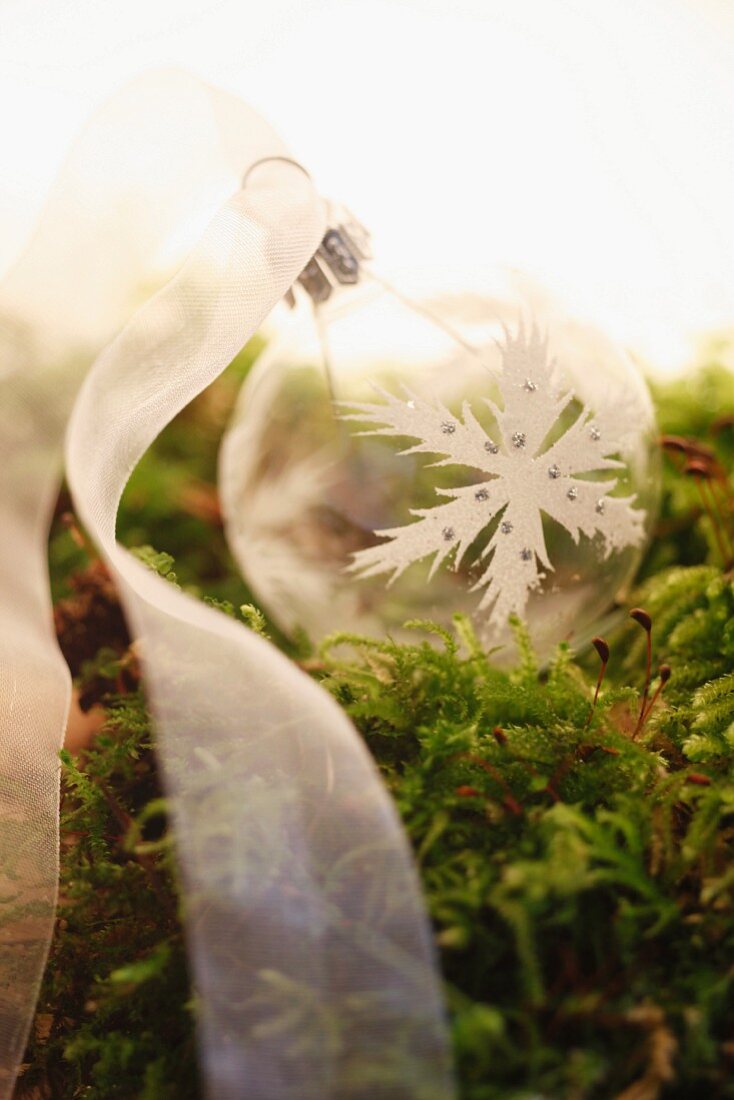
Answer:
[340,321,646,630]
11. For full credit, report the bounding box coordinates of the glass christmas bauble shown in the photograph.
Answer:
[219,271,660,658]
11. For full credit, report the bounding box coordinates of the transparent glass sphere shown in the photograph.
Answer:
[219,274,660,659]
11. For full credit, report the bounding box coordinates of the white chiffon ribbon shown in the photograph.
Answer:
[0,72,454,1098]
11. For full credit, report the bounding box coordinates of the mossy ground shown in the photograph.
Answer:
[16,345,734,1099]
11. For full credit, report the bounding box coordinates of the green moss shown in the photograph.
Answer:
[18,681,198,1099]
[21,343,734,1098]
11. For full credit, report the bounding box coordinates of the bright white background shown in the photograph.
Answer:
[1,0,733,372]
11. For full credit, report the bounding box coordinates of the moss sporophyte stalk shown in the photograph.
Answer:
[16,345,734,1099]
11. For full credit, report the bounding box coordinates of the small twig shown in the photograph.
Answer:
[60,511,97,559]
[491,726,549,792]
[585,636,610,731]
[630,608,653,738]
[453,752,523,816]
[662,434,734,564]
[640,664,672,729]
[685,459,733,566]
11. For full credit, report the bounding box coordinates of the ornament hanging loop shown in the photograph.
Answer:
[241,154,311,187]
[242,157,371,306]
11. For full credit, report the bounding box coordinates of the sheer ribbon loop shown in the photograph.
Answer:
[0,72,454,1099]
